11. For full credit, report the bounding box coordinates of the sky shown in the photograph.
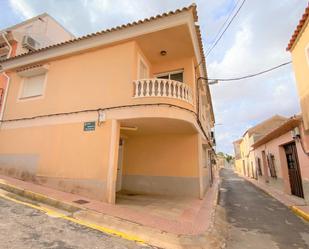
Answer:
[0,0,307,154]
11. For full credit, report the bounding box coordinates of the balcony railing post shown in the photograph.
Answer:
[145,80,150,97]
[133,78,193,104]
[163,80,171,97]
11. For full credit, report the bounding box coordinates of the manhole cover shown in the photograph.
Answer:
[73,199,89,204]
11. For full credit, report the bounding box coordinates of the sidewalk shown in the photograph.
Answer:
[242,175,309,222]
[0,174,222,249]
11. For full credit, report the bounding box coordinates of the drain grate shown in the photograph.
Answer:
[73,199,89,205]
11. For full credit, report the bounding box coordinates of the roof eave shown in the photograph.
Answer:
[0,5,202,73]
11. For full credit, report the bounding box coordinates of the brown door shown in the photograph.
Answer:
[284,142,304,198]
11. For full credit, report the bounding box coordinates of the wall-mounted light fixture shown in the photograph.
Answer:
[160,50,167,56]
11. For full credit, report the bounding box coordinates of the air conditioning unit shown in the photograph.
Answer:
[22,35,40,51]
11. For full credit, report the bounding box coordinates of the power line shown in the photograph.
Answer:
[206,0,247,58]
[205,0,242,53]
[201,61,292,83]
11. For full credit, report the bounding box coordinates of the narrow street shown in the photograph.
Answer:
[218,168,309,249]
[0,196,151,249]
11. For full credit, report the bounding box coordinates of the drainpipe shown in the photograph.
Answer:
[0,31,12,125]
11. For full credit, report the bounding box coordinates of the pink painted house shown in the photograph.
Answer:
[252,116,309,202]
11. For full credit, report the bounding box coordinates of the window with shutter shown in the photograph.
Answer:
[20,74,46,99]
[257,157,263,176]
[267,153,277,178]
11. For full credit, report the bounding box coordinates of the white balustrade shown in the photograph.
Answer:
[133,78,193,104]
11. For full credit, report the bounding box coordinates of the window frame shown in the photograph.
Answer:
[18,72,47,102]
[137,54,149,79]
[155,69,184,83]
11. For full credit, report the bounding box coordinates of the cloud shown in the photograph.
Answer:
[4,0,308,154]
[9,0,36,19]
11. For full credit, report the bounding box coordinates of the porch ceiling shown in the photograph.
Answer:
[136,24,195,64]
[120,118,196,135]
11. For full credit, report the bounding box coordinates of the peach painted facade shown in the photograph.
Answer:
[288,4,309,133]
[0,13,74,121]
[0,5,215,204]
[252,117,309,202]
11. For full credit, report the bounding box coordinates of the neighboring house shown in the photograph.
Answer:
[233,139,242,173]
[0,5,215,204]
[233,115,288,178]
[0,13,75,119]
[287,4,309,133]
[252,116,309,202]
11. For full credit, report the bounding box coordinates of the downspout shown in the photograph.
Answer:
[0,32,12,125]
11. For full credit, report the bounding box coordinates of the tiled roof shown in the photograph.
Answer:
[0,4,214,122]
[0,4,200,62]
[287,3,309,51]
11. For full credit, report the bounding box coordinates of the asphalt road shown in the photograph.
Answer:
[218,168,309,249]
[0,196,152,249]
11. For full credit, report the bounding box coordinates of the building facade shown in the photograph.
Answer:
[287,4,309,133]
[252,116,309,202]
[0,5,215,204]
[233,115,287,178]
[0,13,75,120]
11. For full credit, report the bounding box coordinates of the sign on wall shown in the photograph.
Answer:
[84,121,96,131]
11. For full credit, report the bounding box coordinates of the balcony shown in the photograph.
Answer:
[133,79,193,104]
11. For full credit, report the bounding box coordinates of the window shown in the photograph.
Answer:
[20,73,46,99]
[257,157,263,176]
[138,57,149,79]
[156,70,184,83]
[267,153,277,178]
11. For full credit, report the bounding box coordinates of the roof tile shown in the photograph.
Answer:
[287,4,309,51]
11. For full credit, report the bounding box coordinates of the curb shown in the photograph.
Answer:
[0,180,80,213]
[291,206,309,222]
[0,176,222,248]
[0,184,146,245]
[239,175,309,223]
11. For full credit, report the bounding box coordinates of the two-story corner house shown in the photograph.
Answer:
[234,115,287,178]
[0,13,75,119]
[287,4,309,134]
[0,5,215,204]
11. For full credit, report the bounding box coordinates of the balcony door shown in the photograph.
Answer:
[156,70,184,83]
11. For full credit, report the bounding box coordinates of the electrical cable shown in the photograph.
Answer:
[206,0,247,57]
[297,137,309,156]
[205,0,242,54]
[0,102,215,151]
[199,61,292,83]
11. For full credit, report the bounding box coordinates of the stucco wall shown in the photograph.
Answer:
[121,133,200,197]
[0,119,116,201]
[291,21,309,131]
[254,129,309,201]
[4,41,195,121]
